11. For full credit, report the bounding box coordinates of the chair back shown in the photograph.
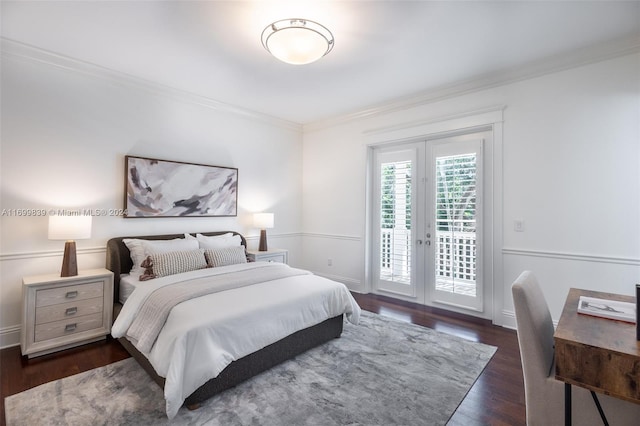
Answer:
[512,271,555,388]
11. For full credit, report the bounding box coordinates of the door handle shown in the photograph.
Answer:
[416,240,423,245]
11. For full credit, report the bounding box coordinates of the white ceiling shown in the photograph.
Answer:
[2,1,639,124]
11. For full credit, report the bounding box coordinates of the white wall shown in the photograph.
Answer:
[1,42,638,349]
[0,44,304,347]
[301,52,640,327]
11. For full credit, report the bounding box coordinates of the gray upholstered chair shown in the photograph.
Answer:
[511,271,640,425]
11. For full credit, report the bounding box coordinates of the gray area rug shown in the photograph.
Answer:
[5,311,496,425]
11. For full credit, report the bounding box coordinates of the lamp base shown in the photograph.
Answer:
[258,230,268,252]
[60,241,78,277]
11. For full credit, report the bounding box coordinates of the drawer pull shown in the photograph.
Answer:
[65,291,78,299]
[64,323,77,332]
[65,307,78,316]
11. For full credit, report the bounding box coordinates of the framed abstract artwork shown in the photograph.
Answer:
[124,155,238,218]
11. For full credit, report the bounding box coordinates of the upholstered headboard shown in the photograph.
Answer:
[106,231,247,304]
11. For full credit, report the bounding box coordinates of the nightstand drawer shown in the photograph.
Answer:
[36,281,104,308]
[259,253,286,263]
[34,313,104,342]
[247,249,289,264]
[35,297,103,325]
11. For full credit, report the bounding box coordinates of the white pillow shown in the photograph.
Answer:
[195,233,242,250]
[124,238,199,276]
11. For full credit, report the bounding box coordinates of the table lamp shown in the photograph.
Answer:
[254,213,274,251]
[48,215,92,277]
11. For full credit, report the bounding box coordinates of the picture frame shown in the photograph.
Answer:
[124,155,238,218]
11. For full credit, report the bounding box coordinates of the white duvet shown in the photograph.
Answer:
[112,262,361,419]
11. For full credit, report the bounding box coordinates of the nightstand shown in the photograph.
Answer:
[247,248,289,264]
[21,268,114,358]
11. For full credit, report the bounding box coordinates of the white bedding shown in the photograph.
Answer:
[112,262,361,419]
[118,274,139,304]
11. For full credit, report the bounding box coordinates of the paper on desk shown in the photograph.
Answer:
[577,296,636,323]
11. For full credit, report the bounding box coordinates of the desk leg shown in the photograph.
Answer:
[565,383,572,426]
[590,391,609,426]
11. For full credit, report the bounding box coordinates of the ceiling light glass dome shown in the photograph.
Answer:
[262,19,334,65]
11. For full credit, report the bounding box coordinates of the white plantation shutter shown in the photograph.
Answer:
[379,159,412,284]
[434,151,478,297]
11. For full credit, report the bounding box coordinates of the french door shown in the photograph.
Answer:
[372,133,485,312]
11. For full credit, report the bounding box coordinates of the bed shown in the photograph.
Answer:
[106,231,360,419]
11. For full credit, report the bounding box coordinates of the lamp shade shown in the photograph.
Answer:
[48,215,92,240]
[253,213,274,229]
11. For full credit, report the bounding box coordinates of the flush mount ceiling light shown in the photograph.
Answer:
[261,19,334,65]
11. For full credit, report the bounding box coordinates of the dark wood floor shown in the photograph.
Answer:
[1,293,525,425]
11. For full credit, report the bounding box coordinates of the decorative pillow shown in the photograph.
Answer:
[196,233,242,250]
[141,249,207,279]
[124,238,199,277]
[205,246,247,268]
[139,255,157,281]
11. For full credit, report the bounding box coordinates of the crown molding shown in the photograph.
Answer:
[362,104,505,146]
[304,34,640,132]
[3,34,638,135]
[0,37,302,133]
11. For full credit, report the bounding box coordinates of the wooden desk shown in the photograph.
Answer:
[554,288,640,425]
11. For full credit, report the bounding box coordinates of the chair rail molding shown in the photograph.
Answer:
[502,247,640,266]
[301,232,361,242]
[0,247,106,262]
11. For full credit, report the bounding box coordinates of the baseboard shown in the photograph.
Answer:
[1,325,21,349]
[502,309,559,331]
[311,271,364,292]
[501,310,517,330]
